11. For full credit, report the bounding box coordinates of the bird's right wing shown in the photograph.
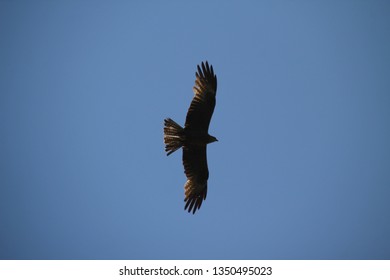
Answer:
[184,61,217,132]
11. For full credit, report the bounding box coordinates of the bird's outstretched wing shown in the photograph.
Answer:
[183,145,208,214]
[184,179,207,214]
[184,61,217,132]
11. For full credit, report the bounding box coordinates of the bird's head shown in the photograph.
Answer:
[208,135,218,144]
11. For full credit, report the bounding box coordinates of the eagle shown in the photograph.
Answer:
[164,61,218,214]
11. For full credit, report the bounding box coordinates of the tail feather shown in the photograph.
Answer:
[164,118,185,155]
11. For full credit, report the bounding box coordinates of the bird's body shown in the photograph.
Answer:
[164,61,218,214]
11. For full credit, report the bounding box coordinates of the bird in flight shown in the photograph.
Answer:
[164,61,218,214]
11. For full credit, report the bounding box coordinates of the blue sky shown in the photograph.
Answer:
[1,1,390,259]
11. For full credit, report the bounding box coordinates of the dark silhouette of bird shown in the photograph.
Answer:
[164,61,218,214]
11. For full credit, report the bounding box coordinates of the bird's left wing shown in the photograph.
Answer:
[182,145,209,214]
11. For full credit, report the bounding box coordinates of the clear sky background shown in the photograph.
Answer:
[1,1,390,260]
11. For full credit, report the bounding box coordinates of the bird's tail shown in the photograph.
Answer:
[164,118,185,156]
